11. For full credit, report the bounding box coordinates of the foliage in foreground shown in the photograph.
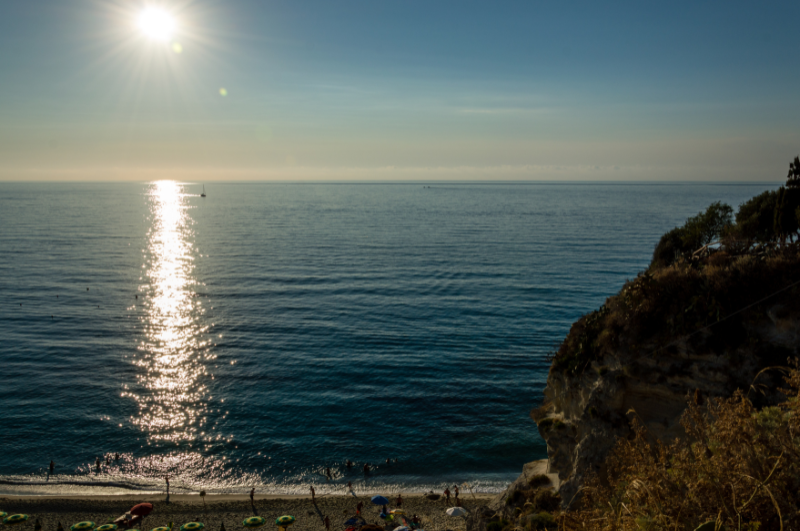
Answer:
[567,360,800,531]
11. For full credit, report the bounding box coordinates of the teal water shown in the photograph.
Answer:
[0,181,778,495]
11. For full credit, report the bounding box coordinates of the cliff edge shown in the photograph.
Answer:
[533,248,800,506]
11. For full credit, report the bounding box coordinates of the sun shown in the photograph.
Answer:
[138,8,176,42]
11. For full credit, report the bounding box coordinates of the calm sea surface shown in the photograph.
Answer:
[0,181,777,495]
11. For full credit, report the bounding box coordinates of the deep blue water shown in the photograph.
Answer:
[0,181,778,495]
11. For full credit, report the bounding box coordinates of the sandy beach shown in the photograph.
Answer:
[0,494,492,531]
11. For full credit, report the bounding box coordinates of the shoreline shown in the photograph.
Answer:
[0,493,493,531]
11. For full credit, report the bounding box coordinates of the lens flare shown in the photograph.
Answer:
[138,8,176,42]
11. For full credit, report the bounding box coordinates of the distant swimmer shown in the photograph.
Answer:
[363,463,370,475]
[325,466,332,480]
[115,453,120,461]
[386,458,390,465]
[49,460,55,474]
[345,460,353,469]
[95,457,101,474]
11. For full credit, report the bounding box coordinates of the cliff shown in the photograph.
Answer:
[532,249,800,506]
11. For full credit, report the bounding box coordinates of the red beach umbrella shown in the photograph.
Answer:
[130,504,154,517]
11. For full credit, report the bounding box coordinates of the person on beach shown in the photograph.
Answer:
[49,460,55,474]
[165,476,170,495]
[346,481,354,496]
[356,501,363,515]
[250,488,255,505]
[454,485,459,500]
[310,485,316,501]
[95,457,101,474]
[115,453,120,462]
[443,488,450,503]
[396,494,403,507]
[323,516,330,531]
[326,467,332,480]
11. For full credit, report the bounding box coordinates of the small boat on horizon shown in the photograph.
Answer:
[201,185,206,197]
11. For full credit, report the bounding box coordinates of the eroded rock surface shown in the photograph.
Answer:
[533,304,798,507]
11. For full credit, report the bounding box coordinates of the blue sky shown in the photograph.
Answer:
[1,0,798,180]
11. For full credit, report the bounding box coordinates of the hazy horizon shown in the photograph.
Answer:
[2,1,798,182]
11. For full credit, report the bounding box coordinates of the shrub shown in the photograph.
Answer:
[572,359,800,530]
[652,227,686,269]
[528,474,551,488]
[486,520,509,531]
[526,512,555,530]
[537,418,565,431]
[532,489,560,512]
[735,190,779,244]
[681,201,733,251]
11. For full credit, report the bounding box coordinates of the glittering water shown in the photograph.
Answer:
[0,181,778,495]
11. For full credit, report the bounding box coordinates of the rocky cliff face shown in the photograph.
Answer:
[532,255,800,506]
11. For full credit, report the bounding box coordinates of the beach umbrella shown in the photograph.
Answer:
[71,522,95,531]
[274,516,295,527]
[97,524,118,531]
[370,496,389,506]
[445,508,467,518]
[0,512,6,519]
[4,515,29,526]
[150,527,171,531]
[180,524,204,531]
[131,504,154,517]
[242,518,266,529]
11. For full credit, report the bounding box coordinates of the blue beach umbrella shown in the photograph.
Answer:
[370,496,389,506]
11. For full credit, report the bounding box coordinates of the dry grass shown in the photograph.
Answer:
[560,360,800,530]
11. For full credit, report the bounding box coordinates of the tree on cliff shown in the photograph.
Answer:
[731,190,779,245]
[774,155,800,243]
[651,201,733,268]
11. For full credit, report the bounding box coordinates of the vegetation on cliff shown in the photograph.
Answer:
[570,361,800,530]
[519,157,800,530]
[552,156,800,377]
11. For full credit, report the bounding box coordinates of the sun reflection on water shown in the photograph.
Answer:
[125,180,214,444]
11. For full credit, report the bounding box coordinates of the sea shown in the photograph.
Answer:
[0,181,779,496]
